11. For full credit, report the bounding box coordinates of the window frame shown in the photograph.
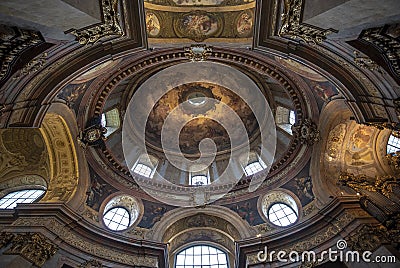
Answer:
[0,188,46,209]
[267,202,298,227]
[102,206,132,231]
[101,107,121,138]
[174,244,230,268]
[387,134,400,154]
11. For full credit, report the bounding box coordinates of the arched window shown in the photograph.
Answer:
[276,106,295,134]
[242,151,267,176]
[387,134,400,154]
[102,195,141,231]
[101,108,120,137]
[0,189,45,209]
[190,167,210,186]
[175,245,229,268]
[132,154,158,178]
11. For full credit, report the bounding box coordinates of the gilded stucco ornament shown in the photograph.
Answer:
[345,224,390,252]
[13,53,48,80]
[0,24,44,82]
[68,0,123,45]
[0,232,14,248]
[79,259,103,268]
[279,0,336,45]
[39,113,79,202]
[338,172,399,199]
[292,118,320,145]
[353,51,381,72]
[386,151,400,170]
[184,44,213,61]
[4,233,57,267]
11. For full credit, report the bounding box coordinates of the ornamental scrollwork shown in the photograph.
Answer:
[338,172,399,199]
[292,118,320,145]
[79,259,103,268]
[345,224,390,252]
[279,0,336,45]
[386,151,400,170]
[0,232,14,248]
[68,0,123,45]
[4,233,57,267]
[353,51,381,72]
[184,45,213,62]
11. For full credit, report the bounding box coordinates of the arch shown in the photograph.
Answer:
[147,205,256,242]
[39,113,79,203]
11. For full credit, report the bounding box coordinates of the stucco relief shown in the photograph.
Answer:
[0,129,49,186]
[39,113,79,202]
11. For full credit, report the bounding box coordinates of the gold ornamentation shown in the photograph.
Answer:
[345,224,389,252]
[292,118,320,145]
[13,217,159,267]
[39,114,79,202]
[386,151,400,170]
[353,51,381,72]
[0,25,44,81]
[79,259,103,268]
[338,172,376,193]
[364,122,400,131]
[339,172,398,199]
[359,25,400,78]
[279,0,336,45]
[184,44,213,61]
[13,53,47,80]
[68,0,123,45]
[0,232,14,248]
[5,233,57,267]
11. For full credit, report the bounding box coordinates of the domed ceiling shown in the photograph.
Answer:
[146,82,258,155]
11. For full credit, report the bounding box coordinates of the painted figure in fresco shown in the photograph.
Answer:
[146,12,160,37]
[235,202,256,225]
[237,12,253,36]
[183,14,217,37]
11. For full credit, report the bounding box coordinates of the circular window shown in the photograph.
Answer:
[101,195,142,232]
[268,202,298,227]
[103,207,131,231]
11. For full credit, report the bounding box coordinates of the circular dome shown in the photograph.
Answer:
[145,82,259,156]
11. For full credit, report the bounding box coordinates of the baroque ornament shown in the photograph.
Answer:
[279,0,336,45]
[345,224,389,252]
[0,24,44,82]
[184,44,213,62]
[5,233,57,267]
[353,51,381,72]
[68,0,123,45]
[292,118,320,145]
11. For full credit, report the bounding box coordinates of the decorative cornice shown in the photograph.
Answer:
[279,0,336,45]
[0,25,44,81]
[292,118,320,145]
[353,51,381,72]
[4,232,57,267]
[359,25,400,79]
[68,0,123,45]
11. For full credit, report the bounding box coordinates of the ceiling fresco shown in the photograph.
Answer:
[144,0,255,43]
[145,82,259,155]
